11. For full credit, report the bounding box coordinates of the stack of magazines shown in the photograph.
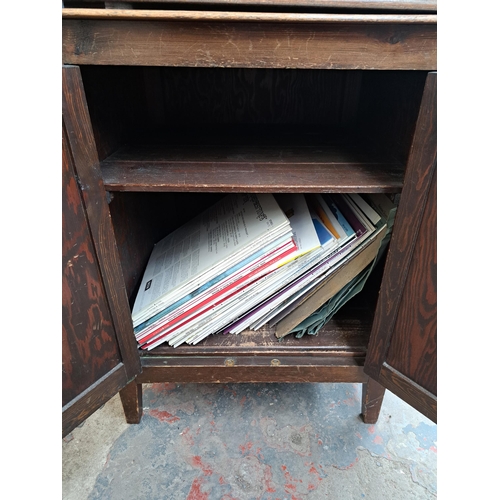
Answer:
[132,192,394,349]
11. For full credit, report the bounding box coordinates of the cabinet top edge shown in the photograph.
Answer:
[62,8,437,23]
[64,0,437,12]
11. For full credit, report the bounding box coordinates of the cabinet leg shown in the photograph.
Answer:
[361,378,386,424]
[119,381,143,424]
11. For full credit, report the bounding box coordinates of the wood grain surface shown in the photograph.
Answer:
[62,65,141,378]
[62,122,121,407]
[386,168,436,394]
[63,363,128,437]
[137,356,368,384]
[62,17,436,70]
[62,9,438,23]
[379,363,436,422]
[65,0,437,11]
[139,301,373,357]
[363,72,436,420]
[364,72,436,380]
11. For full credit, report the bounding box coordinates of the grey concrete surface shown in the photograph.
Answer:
[62,383,437,499]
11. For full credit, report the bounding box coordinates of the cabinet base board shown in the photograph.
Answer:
[136,356,368,384]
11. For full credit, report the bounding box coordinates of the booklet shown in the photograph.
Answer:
[132,193,292,326]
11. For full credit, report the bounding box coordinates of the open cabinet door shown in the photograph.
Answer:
[364,72,437,423]
[62,66,141,437]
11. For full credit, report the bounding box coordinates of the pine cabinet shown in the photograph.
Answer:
[62,0,437,438]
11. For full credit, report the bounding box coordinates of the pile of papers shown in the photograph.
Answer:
[132,192,393,349]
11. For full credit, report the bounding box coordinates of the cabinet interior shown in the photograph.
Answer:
[80,65,427,355]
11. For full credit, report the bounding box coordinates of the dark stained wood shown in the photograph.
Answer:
[361,377,385,424]
[357,70,428,165]
[62,121,121,407]
[61,2,438,428]
[379,363,436,422]
[62,18,436,70]
[105,1,132,7]
[100,139,404,193]
[62,65,141,378]
[79,65,145,161]
[137,356,368,383]
[146,68,363,127]
[119,381,143,423]
[363,72,436,421]
[139,303,373,356]
[102,162,403,193]
[66,0,437,11]
[104,134,398,161]
[63,364,129,437]
[386,168,436,394]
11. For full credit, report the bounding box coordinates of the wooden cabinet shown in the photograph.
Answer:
[62,1,437,437]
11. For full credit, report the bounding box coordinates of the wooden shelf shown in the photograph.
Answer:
[101,129,404,192]
[139,296,373,358]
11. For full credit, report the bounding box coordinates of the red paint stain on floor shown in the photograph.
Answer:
[264,464,276,493]
[281,465,302,494]
[368,425,376,434]
[151,382,176,394]
[430,446,437,453]
[309,465,323,481]
[186,477,209,500]
[239,395,247,406]
[239,442,253,454]
[181,427,195,446]
[224,386,237,397]
[342,397,356,407]
[191,455,213,476]
[149,409,180,424]
[303,464,323,491]
[373,435,383,445]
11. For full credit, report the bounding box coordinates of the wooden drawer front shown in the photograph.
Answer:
[62,11,436,70]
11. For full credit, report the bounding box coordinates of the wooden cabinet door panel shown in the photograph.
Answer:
[364,72,437,423]
[385,170,436,396]
[62,65,141,437]
[62,123,122,407]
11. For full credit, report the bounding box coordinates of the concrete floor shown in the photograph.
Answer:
[62,382,437,499]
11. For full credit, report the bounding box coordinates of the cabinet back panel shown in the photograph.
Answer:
[80,65,146,161]
[81,67,426,168]
[144,67,361,127]
[357,70,427,165]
